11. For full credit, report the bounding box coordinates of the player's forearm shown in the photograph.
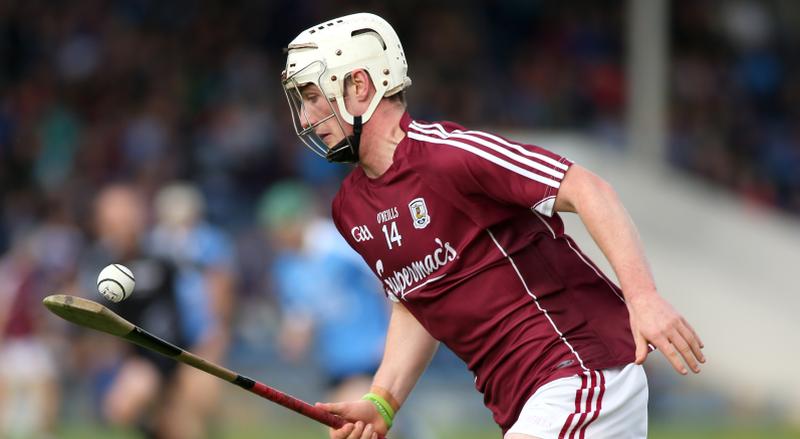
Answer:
[557,166,657,299]
[371,303,439,410]
[583,193,655,298]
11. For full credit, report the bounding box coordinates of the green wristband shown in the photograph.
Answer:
[362,392,394,429]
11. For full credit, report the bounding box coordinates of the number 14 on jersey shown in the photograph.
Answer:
[381,221,403,249]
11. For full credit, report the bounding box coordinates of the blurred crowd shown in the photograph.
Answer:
[0,0,797,437]
[0,0,628,259]
[670,0,800,212]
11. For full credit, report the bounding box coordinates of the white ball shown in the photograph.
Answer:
[97,263,136,303]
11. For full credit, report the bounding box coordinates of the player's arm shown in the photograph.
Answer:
[371,301,439,407]
[194,266,236,361]
[554,164,705,375]
[316,302,439,439]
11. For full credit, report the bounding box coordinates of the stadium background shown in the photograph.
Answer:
[1,0,799,438]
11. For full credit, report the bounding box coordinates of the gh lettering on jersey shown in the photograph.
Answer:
[376,207,399,224]
[375,238,458,300]
[351,225,374,242]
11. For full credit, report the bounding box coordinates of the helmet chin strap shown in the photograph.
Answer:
[326,115,362,163]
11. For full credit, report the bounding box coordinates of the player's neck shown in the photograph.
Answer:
[358,104,406,179]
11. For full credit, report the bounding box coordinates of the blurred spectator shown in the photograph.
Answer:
[257,181,389,404]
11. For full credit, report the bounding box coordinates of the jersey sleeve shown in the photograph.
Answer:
[410,127,572,217]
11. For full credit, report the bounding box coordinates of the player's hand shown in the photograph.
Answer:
[315,400,387,439]
[626,293,705,375]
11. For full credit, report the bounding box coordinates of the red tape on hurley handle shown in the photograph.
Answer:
[234,375,386,439]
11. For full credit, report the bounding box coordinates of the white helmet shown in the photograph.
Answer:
[282,13,412,162]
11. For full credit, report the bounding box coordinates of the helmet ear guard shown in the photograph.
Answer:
[282,13,411,163]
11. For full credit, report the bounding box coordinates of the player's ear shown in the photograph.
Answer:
[349,69,372,102]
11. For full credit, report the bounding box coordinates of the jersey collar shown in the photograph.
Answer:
[399,111,413,133]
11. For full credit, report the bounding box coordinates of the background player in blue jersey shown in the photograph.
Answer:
[258,181,389,403]
[149,182,236,438]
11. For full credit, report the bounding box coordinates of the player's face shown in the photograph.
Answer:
[95,186,146,254]
[283,61,355,159]
[295,84,350,148]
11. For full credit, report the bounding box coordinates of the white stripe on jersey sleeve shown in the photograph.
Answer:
[411,121,569,171]
[409,122,565,179]
[407,131,562,189]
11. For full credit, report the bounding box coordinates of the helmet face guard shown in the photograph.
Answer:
[282,61,356,161]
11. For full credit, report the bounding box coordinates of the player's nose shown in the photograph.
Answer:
[299,111,317,130]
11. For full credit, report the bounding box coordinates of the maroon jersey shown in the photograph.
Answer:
[332,113,635,432]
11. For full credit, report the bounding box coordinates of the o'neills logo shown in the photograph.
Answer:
[375,238,457,301]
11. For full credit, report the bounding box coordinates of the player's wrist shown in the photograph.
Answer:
[625,289,661,308]
[368,385,401,413]
[619,278,658,300]
[362,392,395,429]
